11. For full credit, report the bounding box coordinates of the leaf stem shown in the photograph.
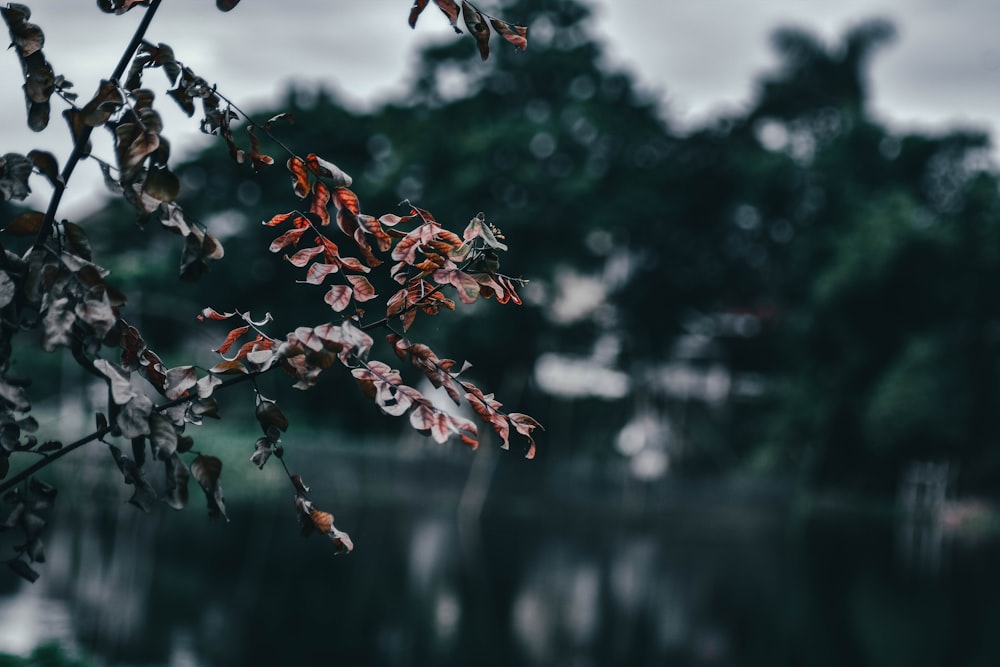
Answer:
[0,425,113,496]
[32,0,164,251]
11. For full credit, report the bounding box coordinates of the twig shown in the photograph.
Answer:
[32,0,164,250]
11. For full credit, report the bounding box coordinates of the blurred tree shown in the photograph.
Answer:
[85,1,1000,492]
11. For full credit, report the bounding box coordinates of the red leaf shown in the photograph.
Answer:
[508,412,543,458]
[263,211,297,227]
[310,181,331,226]
[295,496,353,554]
[214,325,250,354]
[324,285,353,312]
[269,226,308,253]
[357,213,393,252]
[346,275,377,302]
[286,245,325,267]
[304,261,340,285]
[331,187,360,215]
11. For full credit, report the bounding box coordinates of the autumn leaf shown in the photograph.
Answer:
[256,398,289,433]
[213,325,250,355]
[304,261,341,285]
[162,453,189,510]
[198,307,236,321]
[4,211,44,236]
[286,156,311,198]
[250,436,274,469]
[0,152,33,201]
[27,150,60,187]
[305,154,352,188]
[295,496,353,554]
[247,125,273,172]
[408,0,429,27]
[432,0,462,33]
[489,17,527,51]
[324,284,353,312]
[148,412,178,460]
[346,275,377,302]
[163,365,198,400]
[461,1,491,60]
[286,245,325,268]
[190,454,228,521]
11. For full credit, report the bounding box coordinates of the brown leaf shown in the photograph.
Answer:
[143,166,180,202]
[5,211,44,236]
[27,150,60,187]
[285,245,325,268]
[461,1,491,60]
[190,455,227,521]
[489,17,527,51]
[256,398,289,432]
[247,125,273,172]
[432,0,462,33]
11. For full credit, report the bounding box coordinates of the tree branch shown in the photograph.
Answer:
[32,0,164,250]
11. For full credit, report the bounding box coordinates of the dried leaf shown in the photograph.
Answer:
[116,394,153,439]
[93,359,137,405]
[461,1,491,60]
[190,454,227,521]
[295,496,353,554]
[148,412,178,460]
[432,0,462,33]
[408,0,429,27]
[346,275,377,302]
[489,17,527,51]
[324,284,353,312]
[162,453,189,510]
[4,211,44,236]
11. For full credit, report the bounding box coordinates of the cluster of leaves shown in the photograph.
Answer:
[0,4,74,131]
[409,0,527,60]
[0,0,540,581]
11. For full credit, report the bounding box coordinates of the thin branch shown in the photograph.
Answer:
[32,0,164,250]
[0,425,113,496]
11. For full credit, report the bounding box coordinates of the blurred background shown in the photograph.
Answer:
[2,0,1000,665]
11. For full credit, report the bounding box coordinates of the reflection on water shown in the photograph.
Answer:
[0,444,998,666]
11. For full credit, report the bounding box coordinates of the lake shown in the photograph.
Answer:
[0,442,996,667]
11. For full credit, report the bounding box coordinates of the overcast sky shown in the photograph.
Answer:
[2,0,999,215]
